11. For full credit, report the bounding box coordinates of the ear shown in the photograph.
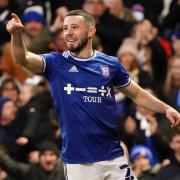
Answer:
[88,26,96,38]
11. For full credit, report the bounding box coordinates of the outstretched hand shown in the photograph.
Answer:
[166,107,180,128]
[6,13,23,34]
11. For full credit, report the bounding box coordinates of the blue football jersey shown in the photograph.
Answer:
[40,50,131,163]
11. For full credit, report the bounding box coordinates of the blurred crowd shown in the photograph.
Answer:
[0,0,180,179]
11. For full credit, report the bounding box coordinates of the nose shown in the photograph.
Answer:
[65,27,73,36]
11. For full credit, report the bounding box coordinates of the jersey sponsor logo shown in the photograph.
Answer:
[64,84,111,96]
[100,65,109,78]
[83,96,102,103]
[64,84,112,103]
[69,65,79,72]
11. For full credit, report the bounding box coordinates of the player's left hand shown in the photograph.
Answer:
[166,107,180,128]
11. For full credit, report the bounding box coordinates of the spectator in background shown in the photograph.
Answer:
[130,145,160,180]
[0,10,51,83]
[16,0,44,16]
[15,81,54,161]
[131,3,145,22]
[104,0,135,22]
[17,0,85,26]
[0,78,20,103]
[0,0,22,77]
[122,0,164,27]
[0,144,16,180]
[23,75,53,113]
[119,112,145,150]
[92,35,103,52]
[117,38,152,88]
[0,0,21,48]
[0,42,32,83]
[115,38,152,118]
[16,0,52,26]
[156,128,180,180]
[0,97,19,159]
[164,54,180,111]
[49,6,69,33]
[131,20,167,98]
[120,101,159,148]
[162,0,180,38]
[120,88,171,163]
[0,141,65,180]
[49,6,68,52]
[54,0,85,10]
[21,10,51,54]
[49,29,68,52]
[82,0,133,55]
[171,31,180,55]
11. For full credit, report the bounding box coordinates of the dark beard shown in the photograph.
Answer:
[69,36,89,53]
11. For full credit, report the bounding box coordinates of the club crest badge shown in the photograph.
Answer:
[100,65,109,78]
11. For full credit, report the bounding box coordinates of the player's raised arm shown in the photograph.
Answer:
[6,13,43,74]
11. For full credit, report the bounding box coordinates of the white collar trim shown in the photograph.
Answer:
[68,50,97,61]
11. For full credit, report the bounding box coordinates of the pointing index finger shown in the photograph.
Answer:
[11,13,21,21]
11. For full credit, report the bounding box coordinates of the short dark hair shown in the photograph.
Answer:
[65,9,95,26]
[38,141,59,157]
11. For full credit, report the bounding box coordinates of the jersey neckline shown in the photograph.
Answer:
[68,50,97,61]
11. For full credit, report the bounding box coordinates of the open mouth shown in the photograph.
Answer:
[66,36,77,42]
[67,39,77,42]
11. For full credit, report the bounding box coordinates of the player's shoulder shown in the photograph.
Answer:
[43,51,71,61]
[45,50,69,56]
[96,51,120,64]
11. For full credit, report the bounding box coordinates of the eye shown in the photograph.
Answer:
[72,26,79,30]
[63,26,68,31]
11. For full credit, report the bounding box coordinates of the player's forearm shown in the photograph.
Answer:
[11,31,43,74]
[122,81,171,114]
[11,31,28,66]
[133,88,170,114]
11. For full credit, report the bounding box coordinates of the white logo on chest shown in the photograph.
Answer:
[64,84,112,103]
[69,65,79,72]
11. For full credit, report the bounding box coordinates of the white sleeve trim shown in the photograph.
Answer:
[116,77,131,88]
[39,55,46,73]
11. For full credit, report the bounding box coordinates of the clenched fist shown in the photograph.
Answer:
[6,13,24,34]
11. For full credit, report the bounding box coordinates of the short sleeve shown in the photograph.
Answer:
[113,58,131,87]
[39,52,58,79]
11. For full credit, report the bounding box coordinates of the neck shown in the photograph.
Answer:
[70,41,93,59]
